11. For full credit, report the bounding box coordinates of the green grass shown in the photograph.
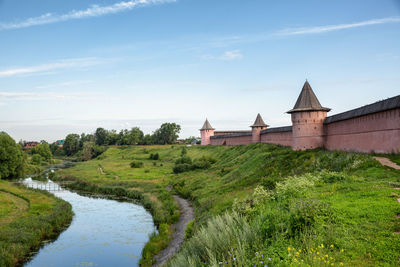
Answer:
[55,144,400,266]
[0,180,73,267]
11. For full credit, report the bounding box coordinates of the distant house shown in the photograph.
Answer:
[55,140,65,147]
[24,141,39,149]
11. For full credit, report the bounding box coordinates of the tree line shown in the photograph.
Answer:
[53,122,181,158]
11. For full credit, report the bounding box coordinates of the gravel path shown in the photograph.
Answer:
[374,157,400,170]
[153,195,194,267]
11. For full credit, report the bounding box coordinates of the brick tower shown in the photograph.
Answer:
[287,81,330,150]
[251,113,268,143]
[200,119,215,145]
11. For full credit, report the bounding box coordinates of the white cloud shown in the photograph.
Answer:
[202,50,243,61]
[277,17,400,36]
[221,50,243,60]
[0,0,175,30]
[0,91,94,101]
[0,58,99,77]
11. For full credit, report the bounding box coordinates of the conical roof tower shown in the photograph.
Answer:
[287,81,330,113]
[200,119,214,130]
[250,113,268,128]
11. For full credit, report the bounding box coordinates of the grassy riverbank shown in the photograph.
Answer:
[55,144,400,266]
[0,180,73,266]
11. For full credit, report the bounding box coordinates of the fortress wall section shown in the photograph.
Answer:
[324,96,400,154]
[214,131,251,136]
[210,132,252,146]
[260,126,293,147]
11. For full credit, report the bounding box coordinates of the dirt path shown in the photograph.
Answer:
[153,195,194,267]
[374,157,400,170]
[0,191,29,225]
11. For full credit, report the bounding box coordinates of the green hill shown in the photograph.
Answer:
[56,144,400,266]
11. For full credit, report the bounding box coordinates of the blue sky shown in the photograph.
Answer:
[0,0,399,142]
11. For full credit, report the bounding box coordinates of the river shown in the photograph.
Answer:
[22,178,156,267]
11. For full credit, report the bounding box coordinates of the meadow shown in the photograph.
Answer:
[55,144,400,266]
[0,180,73,266]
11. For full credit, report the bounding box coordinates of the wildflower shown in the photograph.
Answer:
[321,244,324,248]
[340,263,344,266]
[298,249,301,253]
[288,247,291,251]
[340,249,344,253]
[233,257,236,261]
[260,261,263,264]
[330,244,334,248]
[228,252,231,256]
[268,258,271,261]
[317,252,319,255]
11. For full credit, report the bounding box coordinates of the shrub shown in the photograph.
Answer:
[153,162,157,166]
[144,169,150,173]
[320,171,346,183]
[175,155,192,165]
[173,163,193,174]
[130,161,144,168]
[275,174,317,200]
[149,153,160,160]
[31,154,43,165]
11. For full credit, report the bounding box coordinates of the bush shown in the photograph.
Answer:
[175,155,192,165]
[173,163,193,174]
[130,161,144,168]
[149,153,160,160]
[275,174,317,200]
[31,154,43,165]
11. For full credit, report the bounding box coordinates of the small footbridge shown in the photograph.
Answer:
[14,181,74,192]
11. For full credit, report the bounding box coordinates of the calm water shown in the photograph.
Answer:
[23,178,155,267]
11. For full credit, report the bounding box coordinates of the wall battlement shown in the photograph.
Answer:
[200,81,400,154]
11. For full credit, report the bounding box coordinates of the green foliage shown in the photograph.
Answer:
[175,155,192,165]
[130,161,144,168]
[185,220,196,240]
[31,154,43,165]
[94,127,108,146]
[0,132,24,180]
[81,141,106,161]
[63,134,80,156]
[31,143,52,162]
[173,163,193,174]
[0,181,73,266]
[149,153,159,160]
[152,123,181,145]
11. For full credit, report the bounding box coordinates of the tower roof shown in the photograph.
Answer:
[287,81,331,113]
[200,119,214,130]
[250,113,268,128]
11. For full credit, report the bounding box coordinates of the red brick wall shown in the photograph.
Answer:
[324,108,400,153]
[260,131,292,147]
[210,135,252,146]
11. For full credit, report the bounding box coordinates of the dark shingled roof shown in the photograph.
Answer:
[261,126,292,134]
[287,81,331,113]
[324,95,400,124]
[211,131,252,139]
[251,113,269,127]
[200,119,214,130]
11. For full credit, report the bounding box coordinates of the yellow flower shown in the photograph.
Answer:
[330,244,334,248]
[339,263,344,266]
[298,249,302,253]
[340,249,344,253]
[317,252,319,255]
[325,254,329,258]
[321,244,324,248]
[331,263,334,266]
[288,247,291,251]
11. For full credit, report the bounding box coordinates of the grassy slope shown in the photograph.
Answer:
[56,144,400,266]
[0,180,73,267]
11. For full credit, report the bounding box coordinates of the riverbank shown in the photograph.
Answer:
[0,180,73,266]
[55,144,400,266]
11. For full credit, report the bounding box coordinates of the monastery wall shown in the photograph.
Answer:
[324,107,400,153]
[260,126,293,147]
[210,133,252,146]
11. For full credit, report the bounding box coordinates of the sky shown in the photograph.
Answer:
[0,0,399,142]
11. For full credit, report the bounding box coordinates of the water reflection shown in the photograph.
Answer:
[23,178,155,267]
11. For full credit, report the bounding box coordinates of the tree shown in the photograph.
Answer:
[126,127,144,145]
[94,127,107,145]
[63,134,80,156]
[31,143,52,161]
[141,134,154,145]
[153,123,181,145]
[0,132,24,179]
